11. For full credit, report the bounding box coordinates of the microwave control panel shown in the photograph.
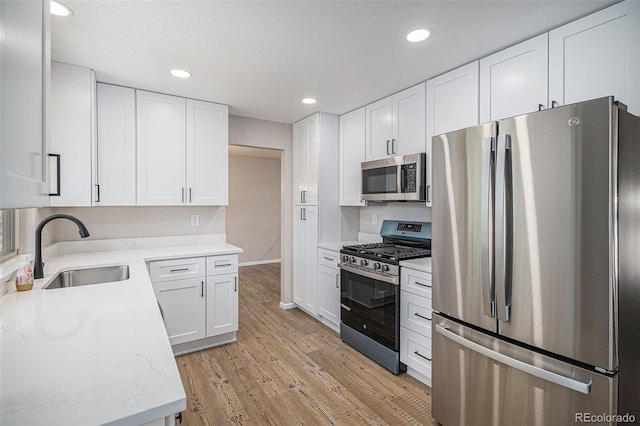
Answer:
[402,163,417,193]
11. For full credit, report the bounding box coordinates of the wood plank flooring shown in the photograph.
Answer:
[176,263,435,425]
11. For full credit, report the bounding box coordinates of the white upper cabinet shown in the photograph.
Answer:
[393,83,426,156]
[426,61,479,206]
[50,62,94,207]
[96,83,137,206]
[339,107,365,206]
[549,1,640,115]
[292,115,319,205]
[137,91,228,206]
[137,90,186,206]
[480,34,548,123]
[0,0,49,209]
[186,99,229,205]
[365,83,426,161]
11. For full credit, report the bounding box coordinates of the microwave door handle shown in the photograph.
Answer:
[400,165,407,193]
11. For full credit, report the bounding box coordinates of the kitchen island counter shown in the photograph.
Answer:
[0,236,242,426]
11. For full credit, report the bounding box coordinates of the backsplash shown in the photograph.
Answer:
[359,202,431,234]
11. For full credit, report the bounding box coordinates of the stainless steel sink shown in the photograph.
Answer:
[44,265,130,289]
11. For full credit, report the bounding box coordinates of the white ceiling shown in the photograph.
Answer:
[52,0,615,124]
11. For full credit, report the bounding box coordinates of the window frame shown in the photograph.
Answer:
[0,209,18,262]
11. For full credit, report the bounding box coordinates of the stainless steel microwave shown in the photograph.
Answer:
[361,153,426,202]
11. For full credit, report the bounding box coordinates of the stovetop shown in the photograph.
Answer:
[341,242,431,263]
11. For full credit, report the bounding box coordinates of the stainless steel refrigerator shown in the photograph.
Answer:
[431,97,640,425]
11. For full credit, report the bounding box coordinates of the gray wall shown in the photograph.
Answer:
[227,153,281,265]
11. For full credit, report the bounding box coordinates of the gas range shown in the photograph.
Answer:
[339,221,432,283]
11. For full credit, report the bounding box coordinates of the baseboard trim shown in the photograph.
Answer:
[279,301,296,310]
[239,259,281,267]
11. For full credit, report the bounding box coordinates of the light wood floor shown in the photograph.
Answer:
[176,263,435,425]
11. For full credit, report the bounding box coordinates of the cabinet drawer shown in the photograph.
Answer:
[400,327,432,379]
[149,257,205,283]
[206,254,238,275]
[401,267,432,298]
[400,290,432,338]
[318,248,340,268]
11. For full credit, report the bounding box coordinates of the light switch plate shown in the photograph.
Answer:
[191,215,199,227]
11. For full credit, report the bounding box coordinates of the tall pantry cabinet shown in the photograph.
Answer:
[292,113,340,316]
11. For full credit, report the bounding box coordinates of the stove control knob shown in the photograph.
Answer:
[342,255,348,262]
[350,256,356,263]
[373,262,381,270]
[360,259,368,267]
[381,264,390,272]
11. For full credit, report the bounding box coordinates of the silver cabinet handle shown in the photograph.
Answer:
[302,208,306,221]
[234,276,237,292]
[391,138,396,154]
[181,187,185,203]
[335,273,339,289]
[323,256,334,262]
[201,281,204,298]
[386,140,391,155]
[551,100,559,108]
[426,185,430,204]
[414,351,432,362]
[340,303,351,312]
[189,187,192,203]
[414,312,432,321]
[215,263,232,268]
[170,268,190,273]
[435,323,592,395]
[94,184,100,203]
[414,281,432,288]
[538,104,545,111]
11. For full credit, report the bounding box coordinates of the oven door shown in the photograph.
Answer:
[340,266,399,351]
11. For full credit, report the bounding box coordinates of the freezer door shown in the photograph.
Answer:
[432,314,617,426]
[495,97,616,371]
[432,122,498,333]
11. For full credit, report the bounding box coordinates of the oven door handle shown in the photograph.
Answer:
[338,263,399,285]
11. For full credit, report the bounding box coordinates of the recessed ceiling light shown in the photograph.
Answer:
[302,98,316,104]
[50,1,73,17]
[406,28,431,43]
[171,69,191,78]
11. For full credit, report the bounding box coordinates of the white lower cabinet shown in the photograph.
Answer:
[400,266,433,386]
[155,277,206,346]
[293,206,319,315]
[206,273,238,337]
[317,247,340,331]
[150,254,239,354]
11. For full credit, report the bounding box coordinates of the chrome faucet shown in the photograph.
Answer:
[33,214,90,279]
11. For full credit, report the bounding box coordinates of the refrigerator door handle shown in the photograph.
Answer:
[495,134,513,322]
[481,136,496,317]
[435,323,592,395]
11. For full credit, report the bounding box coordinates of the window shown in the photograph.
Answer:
[0,209,16,260]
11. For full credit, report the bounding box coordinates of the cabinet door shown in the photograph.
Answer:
[426,62,479,206]
[365,96,394,160]
[317,264,340,326]
[206,273,239,337]
[292,115,319,205]
[549,1,640,115]
[155,278,206,345]
[339,107,366,206]
[392,83,426,156]
[480,34,548,123]
[96,83,136,205]
[186,99,229,205]
[0,0,49,209]
[49,62,93,207]
[292,206,318,314]
[136,90,186,205]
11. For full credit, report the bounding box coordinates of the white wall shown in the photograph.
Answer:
[228,115,293,304]
[227,153,281,265]
[359,203,431,234]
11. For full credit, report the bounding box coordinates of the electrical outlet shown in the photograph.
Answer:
[372,214,378,225]
[191,215,199,227]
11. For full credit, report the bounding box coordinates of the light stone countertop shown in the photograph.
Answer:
[317,241,361,252]
[400,257,432,273]
[0,237,242,426]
